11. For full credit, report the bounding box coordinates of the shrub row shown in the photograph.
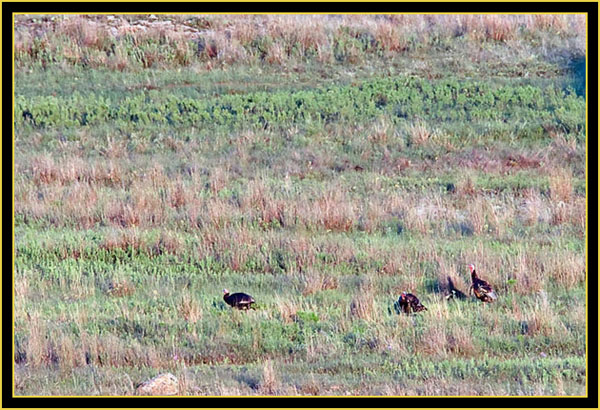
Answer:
[15,76,585,133]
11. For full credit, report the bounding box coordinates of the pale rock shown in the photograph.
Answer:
[135,373,178,396]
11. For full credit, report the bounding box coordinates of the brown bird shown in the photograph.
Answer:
[223,289,256,310]
[467,264,497,303]
[397,292,427,314]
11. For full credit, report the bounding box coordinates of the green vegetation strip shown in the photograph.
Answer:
[16,76,584,132]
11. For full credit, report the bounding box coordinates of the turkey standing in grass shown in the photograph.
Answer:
[467,264,497,303]
[223,289,256,310]
[445,276,467,300]
[397,292,427,314]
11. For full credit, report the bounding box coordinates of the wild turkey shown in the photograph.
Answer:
[467,264,497,303]
[397,292,427,314]
[445,276,467,300]
[223,289,256,310]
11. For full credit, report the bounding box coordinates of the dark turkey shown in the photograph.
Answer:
[445,276,467,300]
[223,289,256,310]
[468,264,497,303]
[397,292,427,314]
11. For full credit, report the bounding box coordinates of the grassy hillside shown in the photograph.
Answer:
[14,14,586,396]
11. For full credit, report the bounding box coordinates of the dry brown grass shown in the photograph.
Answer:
[357,200,385,234]
[31,154,60,185]
[101,228,144,253]
[14,14,585,70]
[520,188,546,226]
[106,279,136,297]
[368,117,393,145]
[467,196,501,235]
[298,380,321,396]
[446,326,478,357]
[52,328,87,372]
[455,172,477,198]
[380,248,405,276]
[401,193,460,236]
[467,196,488,235]
[570,196,586,231]
[417,322,447,357]
[14,275,30,302]
[550,131,578,156]
[300,271,339,296]
[30,155,124,187]
[276,297,299,324]
[197,225,259,271]
[63,182,101,228]
[512,252,546,295]
[258,360,278,394]
[178,293,202,323]
[24,311,49,367]
[244,179,286,228]
[168,179,188,209]
[24,155,582,247]
[545,251,585,289]
[482,15,518,42]
[404,206,428,235]
[374,19,410,52]
[285,237,313,273]
[532,14,570,32]
[349,280,375,321]
[522,291,568,337]
[550,201,569,226]
[149,231,184,256]
[208,166,229,195]
[312,190,356,232]
[503,153,542,173]
[549,167,573,203]
[60,16,112,49]
[202,198,240,230]
[408,121,433,147]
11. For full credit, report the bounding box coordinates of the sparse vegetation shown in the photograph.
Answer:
[14,14,586,396]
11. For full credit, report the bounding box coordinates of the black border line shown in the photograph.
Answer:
[3,2,598,408]
[2,2,599,13]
